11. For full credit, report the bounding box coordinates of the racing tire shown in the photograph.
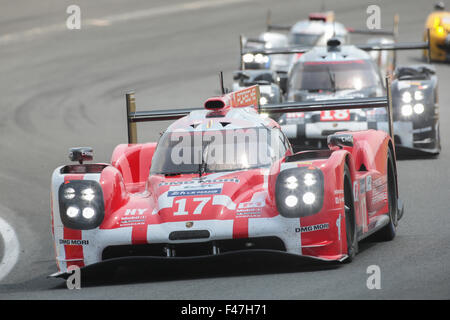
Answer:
[343,164,358,263]
[374,148,398,241]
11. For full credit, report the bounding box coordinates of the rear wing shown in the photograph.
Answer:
[260,77,396,141]
[266,9,399,37]
[125,86,260,144]
[242,35,431,63]
[125,78,395,144]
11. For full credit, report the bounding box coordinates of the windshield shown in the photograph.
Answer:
[150,127,285,175]
[290,33,322,46]
[290,60,381,92]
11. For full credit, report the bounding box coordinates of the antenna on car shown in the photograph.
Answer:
[219,71,226,95]
[239,34,245,70]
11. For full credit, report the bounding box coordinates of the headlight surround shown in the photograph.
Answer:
[275,167,324,218]
[58,180,104,230]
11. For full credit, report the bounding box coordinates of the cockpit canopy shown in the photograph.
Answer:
[289,59,382,93]
[150,127,291,175]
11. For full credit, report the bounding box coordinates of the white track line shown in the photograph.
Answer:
[0,217,20,282]
[0,0,253,45]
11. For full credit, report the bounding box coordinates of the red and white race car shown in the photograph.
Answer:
[49,85,404,278]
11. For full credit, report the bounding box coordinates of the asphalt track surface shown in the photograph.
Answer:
[0,0,449,300]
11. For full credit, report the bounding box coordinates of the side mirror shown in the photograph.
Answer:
[327,134,354,149]
[69,147,93,164]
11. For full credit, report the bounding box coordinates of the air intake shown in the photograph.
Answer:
[205,99,226,109]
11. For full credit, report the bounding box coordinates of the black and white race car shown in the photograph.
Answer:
[279,39,385,150]
[242,37,434,155]
[232,69,283,107]
[390,65,441,155]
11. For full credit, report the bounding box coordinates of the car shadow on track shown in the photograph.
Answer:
[50,253,342,289]
[396,154,439,161]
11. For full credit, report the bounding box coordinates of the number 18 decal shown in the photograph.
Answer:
[320,110,351,121]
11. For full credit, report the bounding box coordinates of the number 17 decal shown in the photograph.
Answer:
[174,197,211,216]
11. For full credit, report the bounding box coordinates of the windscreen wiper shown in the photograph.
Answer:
[199,142,210,178]
[327,67,336,93]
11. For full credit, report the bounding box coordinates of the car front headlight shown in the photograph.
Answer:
[260,96,269,105]
[401,104,413,117]
[275,167,324,218]
[243,53,254,63]
[401,91,412,103]
[413,103,424,114]
[59,180,104,229]
[414,90,424,101]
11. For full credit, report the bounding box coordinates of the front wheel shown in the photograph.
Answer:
[343,165,358,263]
[374,148,398,241]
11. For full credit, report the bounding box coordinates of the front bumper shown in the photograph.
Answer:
[49,248,344,280]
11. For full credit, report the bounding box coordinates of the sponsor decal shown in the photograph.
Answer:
[372,191,387,204]
[335,189,345,204]
[168,183,223,197]
[238,201,265,209]
[335,196,345,205]
[119,215,145,227]
[360,178,366,194]
[353,181,359,201]
[168,188,222,197]
[286,112,305,118]
[295,223,329,233]
[59,239,89,246]
[336,214,342,241]
[230,85,259,108]
[297,161,313,166]
[160,178,239,186]
[236,207,262,216]
[124,208,148,216]
[372,176,386,188]
[366,175,372,192]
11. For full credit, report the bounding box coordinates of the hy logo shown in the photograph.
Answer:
[124,208,148,216]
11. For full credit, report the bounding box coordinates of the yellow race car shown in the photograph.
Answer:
[424,2,450,61]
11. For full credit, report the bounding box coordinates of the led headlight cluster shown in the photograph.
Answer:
[58,180,104,230]
[242,53,270,64]
[401,90,425,116]
[275,167,324,218]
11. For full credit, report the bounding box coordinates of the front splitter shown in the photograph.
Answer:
[49,249,342,280]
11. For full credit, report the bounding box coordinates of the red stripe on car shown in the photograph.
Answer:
[63,174,85,268]
[233,218,249,239]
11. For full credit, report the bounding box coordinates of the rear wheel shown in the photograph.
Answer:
[343,165,358,263]
[375,148,398,241]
